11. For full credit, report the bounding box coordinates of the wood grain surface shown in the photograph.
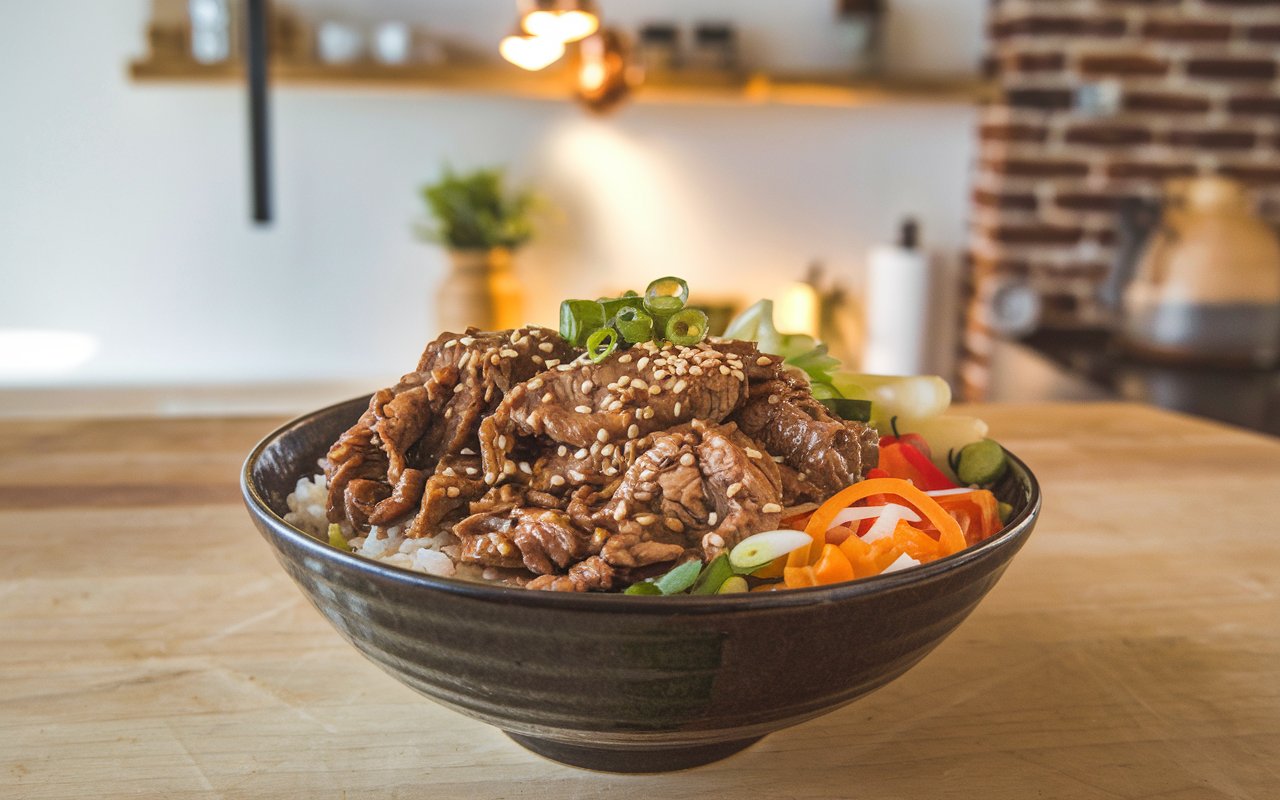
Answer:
[1,402,1277,799]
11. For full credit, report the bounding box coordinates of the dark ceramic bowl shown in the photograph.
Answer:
[242,396,1041,773]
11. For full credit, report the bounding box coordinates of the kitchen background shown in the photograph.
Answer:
[2,0,1279,433]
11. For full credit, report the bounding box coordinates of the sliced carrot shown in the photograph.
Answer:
[934,490,1001,545]
[891,520,942,563]
[803,478,966,562]
[813,544,854,585]
[783,565,819,588]
[752,555,787,579]
[750,582,784,592]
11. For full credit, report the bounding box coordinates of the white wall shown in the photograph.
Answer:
[0,0,984,387]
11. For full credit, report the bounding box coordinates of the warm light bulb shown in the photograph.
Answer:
[522,9,598,43]
[579,61,606,91]
[499,32,565,71]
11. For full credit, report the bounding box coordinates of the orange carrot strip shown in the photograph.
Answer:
[783,565,819,589]
[803,477,967,563]
[813,544,854,585]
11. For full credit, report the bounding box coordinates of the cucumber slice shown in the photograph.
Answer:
[956,439,1009,486]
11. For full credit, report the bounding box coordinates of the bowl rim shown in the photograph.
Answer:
[242,395,1041,614]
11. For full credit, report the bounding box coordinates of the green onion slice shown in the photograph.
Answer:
[689,554,734,595]
[601,295,645,323]
[819,398,873,422]
[614,306,654,343]
[644,276,689,315]
[559,300,605,348]
[653,559,703,595]
[664,308,709,346]
[624,581,662,595]
[585,327,619,363]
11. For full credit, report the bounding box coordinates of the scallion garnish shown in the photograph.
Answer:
[644,276,689,315]
[614,306,654,343]
[585,327,619,362]
[559,300,606,348]
[664,308,709,346]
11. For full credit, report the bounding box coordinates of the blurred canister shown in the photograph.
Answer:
[863,219,930,375]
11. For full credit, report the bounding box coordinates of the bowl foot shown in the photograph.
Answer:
[505,732,764,773]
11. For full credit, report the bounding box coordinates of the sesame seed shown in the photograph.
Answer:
[635,514,656,526]
[613,502,628,521]
[636,357,649,370]
[444,407,454,419]
[665,518,684,533]
[756,356,772,366]
[746,448,762,459]
[762,503,782,514]
[453,383,464,394]
[590,442,601,456]
[768,394,780,405]
[648,385,662,396]
[631,379,648,391]
[601,443,615,456]
[673,379,687,394]
[576,448,588,459]
[538,341,554,352]
[608,400,624,412]
[465,467,478,475]
[500,348,519,358]
[503,461,516,475]
[446,486,461,498]
[519,461,532,475]
[459,352,472,368]
[603,466,618,477]
[528,378,543,390]
[689,366,703,376]
[460,336,475,345]
[674,401,683,416]
[618,353,632,363]
[545,359,560,368]
[461,447,475,455]
[575,405,592,414]
[497,435,508,449]
[557,445,567,457]
[532,355,543,365]
[634,491,652,502]
[643,407,656,419]
[581,380,594,393]
[732,370,745,381]
[569,470,585,482]
[653,369,668,380]
[719,365,731,375]
[556,364,573,371]
[444,339,457,348]
[679,452,695,467]
[617,375,631,387]
[442,467,456,477]
[727,482,742,498]
[550,475,566,487]
[497,540,513,556]
[639,469,655,481]
[627,424,640,438]
[517,335,530,346]
[596,429,609,443]
[484,473,496,485]
[707,512,719,526]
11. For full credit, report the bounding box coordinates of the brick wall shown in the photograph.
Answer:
[963,0,1280,398]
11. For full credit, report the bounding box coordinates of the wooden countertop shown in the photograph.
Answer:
[2,402,1277,798]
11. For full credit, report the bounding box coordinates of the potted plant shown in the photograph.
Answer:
[419,166,536,332]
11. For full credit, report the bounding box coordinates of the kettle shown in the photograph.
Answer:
[1104,176,1280,368]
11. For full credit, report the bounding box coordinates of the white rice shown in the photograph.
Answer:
[284,474,486,581]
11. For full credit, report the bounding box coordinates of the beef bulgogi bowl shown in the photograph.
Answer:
[282,280,1021,595]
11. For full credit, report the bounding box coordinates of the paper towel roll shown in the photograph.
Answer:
[863,240,931,375]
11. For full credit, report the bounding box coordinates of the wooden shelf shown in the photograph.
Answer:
[128,58,995,109]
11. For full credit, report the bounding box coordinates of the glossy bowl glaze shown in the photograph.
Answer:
[242,396,1041,773]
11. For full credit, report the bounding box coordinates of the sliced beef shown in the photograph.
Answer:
[595,420,783,565]
[454,505,600,575]
[325,326,576,533]
[478,340,768,491]
[731,370,878,499]
[525,556,616,592]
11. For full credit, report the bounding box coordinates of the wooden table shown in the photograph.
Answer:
[2,403,1277,799]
